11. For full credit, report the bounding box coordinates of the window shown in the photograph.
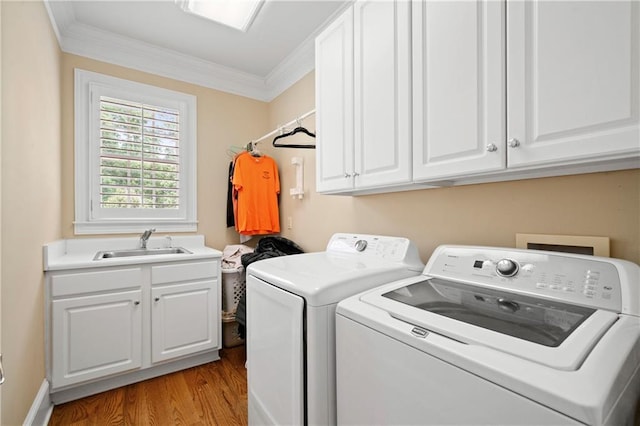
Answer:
[75,69,197,234]
[99,97,180,210]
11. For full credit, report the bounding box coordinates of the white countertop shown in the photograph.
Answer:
[44,235,221,271]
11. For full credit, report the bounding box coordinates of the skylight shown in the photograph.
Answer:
[177,0,265,32]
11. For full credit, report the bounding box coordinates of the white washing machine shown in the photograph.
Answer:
[336,245,640,425]
[246,233,424,426]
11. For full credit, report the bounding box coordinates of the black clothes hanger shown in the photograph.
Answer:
[272,126,316,149]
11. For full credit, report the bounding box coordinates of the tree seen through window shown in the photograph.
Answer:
[99,96,180,209]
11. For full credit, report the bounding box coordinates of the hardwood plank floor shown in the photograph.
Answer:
[48,346,248,426]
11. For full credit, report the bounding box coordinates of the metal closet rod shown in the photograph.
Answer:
[251,109,316,145]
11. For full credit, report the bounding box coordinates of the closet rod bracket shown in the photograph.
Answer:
[289,157,304,200]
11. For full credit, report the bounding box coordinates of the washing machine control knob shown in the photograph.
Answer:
[354,239,368,252]
[496,258,519,277]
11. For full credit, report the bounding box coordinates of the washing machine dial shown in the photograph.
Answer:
[496,258,519,277]
[354,239,368,252]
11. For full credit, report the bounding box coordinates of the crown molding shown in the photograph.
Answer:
[44,0,352,102]
[43,0,71,46]
[264,27,316,101]
[59,21,272,101]
[265,1,352,100]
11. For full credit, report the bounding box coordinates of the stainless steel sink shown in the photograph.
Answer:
[93,247,192,260]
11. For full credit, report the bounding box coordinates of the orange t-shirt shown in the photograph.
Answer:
[232,152,280,235]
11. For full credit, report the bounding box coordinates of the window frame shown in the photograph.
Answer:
[74,69,197,234]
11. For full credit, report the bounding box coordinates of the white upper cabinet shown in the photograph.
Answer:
[316,0,412,193]
[315,7,354,193]
[413,0,506,181]
[353,0,412,189]
[507,1,640,169]
[413,0,639,183]
[317,0,639,194]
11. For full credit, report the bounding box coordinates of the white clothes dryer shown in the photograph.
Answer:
[246,233,424,426]
[336,245,640,425]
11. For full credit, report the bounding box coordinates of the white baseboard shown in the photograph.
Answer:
[50,350,220,404]
[23,379,53,426]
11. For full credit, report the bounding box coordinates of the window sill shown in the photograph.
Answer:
[73,220,198,235]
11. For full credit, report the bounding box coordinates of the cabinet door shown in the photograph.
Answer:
[412,0,506,181]
[316,6,354,193]
[507,1,640,168]
[151,280,218,363]
[354,0,412,188]
[51,290,142,388]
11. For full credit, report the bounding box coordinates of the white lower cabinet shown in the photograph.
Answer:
[151,280,217,363]
[51,289,143,388]
[47,259,220,396]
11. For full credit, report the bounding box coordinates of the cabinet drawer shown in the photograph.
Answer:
[51,267,143,297]
[151,261,217,285]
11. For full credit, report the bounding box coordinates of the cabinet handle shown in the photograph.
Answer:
[486,143,498,152]
[0,354,5,385]
[154,297,160,302]
[344,173,352,178]
[507,138,520,148]
[134,301,140,306]
[353,172,360,177]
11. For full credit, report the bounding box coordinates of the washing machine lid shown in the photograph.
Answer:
[248,251,419,306]
[360,275,618,371]
[383,278,597,348]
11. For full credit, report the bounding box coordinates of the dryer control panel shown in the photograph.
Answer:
[424,246,639,314]
[326,233,423,270]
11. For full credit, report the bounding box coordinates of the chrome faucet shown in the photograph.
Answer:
[140,228,156,249]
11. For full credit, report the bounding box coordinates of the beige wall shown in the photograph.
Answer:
[266,73,359,248]
[0,2,3,422]
[4,5,271,423]
[60,55,270,247]
[268,72,640,264]
[1,1,63,424]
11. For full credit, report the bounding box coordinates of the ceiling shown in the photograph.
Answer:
[45,0,349,101]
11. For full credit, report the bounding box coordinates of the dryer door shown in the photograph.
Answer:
[247,275,304,426]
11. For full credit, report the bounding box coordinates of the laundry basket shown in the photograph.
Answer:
[222,311,245,348]
[221,266,246,314]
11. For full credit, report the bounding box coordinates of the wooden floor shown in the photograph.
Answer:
[48,345,248,426]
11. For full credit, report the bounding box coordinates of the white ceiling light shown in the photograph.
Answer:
[176,0,265,32]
